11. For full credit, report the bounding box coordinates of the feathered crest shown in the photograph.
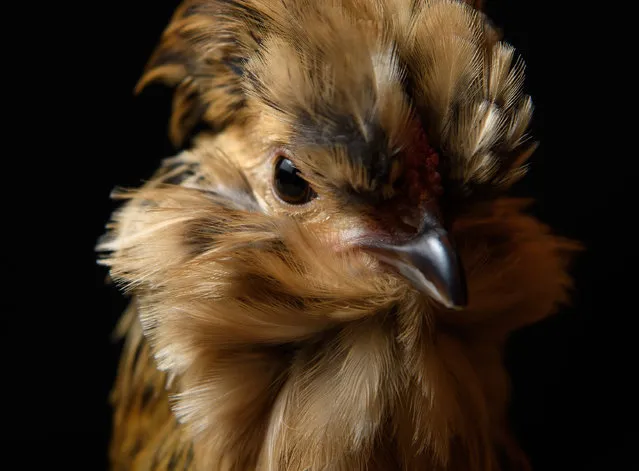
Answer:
[137,0,533,195]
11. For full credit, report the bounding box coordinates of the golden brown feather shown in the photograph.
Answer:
[99,1,579,470]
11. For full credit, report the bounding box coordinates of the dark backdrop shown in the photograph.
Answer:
[10,1,636,470]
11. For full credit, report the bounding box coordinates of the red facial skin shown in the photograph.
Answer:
[403,115,443,204]
[370,116,443,241]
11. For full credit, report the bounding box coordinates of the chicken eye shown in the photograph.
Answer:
[273,156,316,205]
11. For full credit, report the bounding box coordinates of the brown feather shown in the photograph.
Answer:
[101,1,580,470]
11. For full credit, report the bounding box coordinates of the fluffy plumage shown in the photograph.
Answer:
[98,1,578,470]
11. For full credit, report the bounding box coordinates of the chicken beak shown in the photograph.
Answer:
[361,216,468,310]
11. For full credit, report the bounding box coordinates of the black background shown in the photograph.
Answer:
[8,1,636,470]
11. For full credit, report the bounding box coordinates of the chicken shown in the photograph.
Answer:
[97,0,578,470]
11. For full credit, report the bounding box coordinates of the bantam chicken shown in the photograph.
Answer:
[97,0,578,470]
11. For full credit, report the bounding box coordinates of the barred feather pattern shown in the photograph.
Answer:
[99,1,579,470]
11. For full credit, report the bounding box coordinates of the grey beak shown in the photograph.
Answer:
[362,216,468,310]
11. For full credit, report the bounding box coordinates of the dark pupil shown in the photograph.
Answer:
[275,157,311,203]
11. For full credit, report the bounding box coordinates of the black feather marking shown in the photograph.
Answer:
[295,110,391,191]
[167,451,179,470]
[184,446,194,468]
[141,384,155,408]
[224,56,246,76]
[149,49,190,70]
